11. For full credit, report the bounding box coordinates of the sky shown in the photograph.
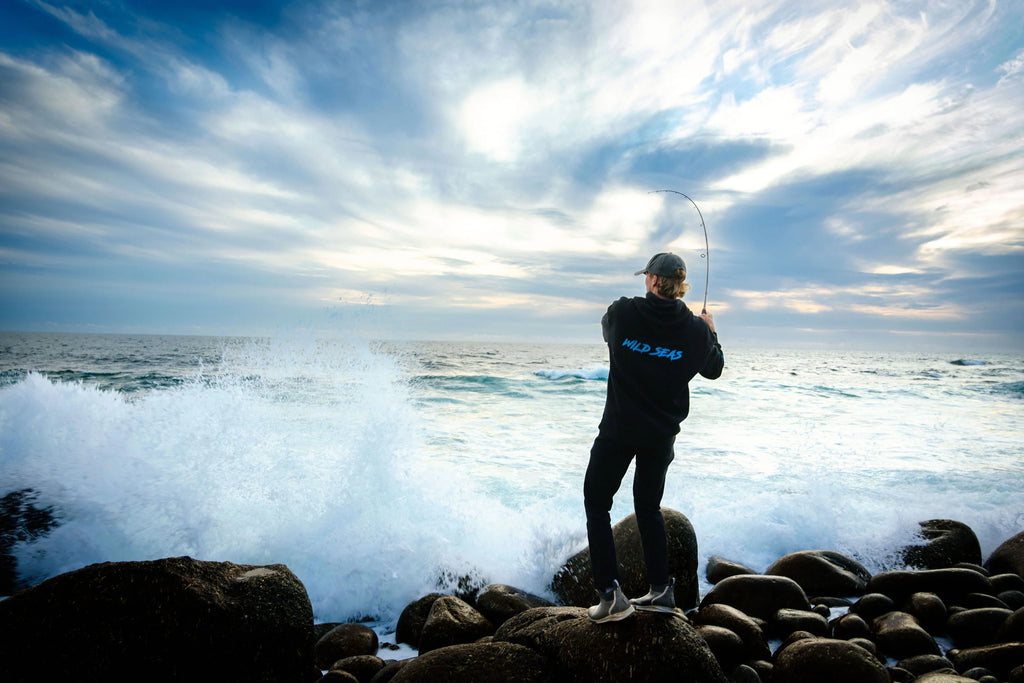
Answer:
[1,0,1023,351]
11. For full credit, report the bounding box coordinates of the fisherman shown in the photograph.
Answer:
[585,252,724,623]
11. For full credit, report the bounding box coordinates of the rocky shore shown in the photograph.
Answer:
[1,509,1022,682]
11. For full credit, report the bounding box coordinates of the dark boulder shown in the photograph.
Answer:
[729,663,762,683]
[475,584,554,628]
[695,602,771,662]
[872,611,941,658]
[418,595,494,653]
[866,568,992,606]
[997,606,1024,641]
[850,592,895,621]
[773,637,889,683]
[830,612,871,640]
[396,593,444,647]
[992,573,1024,594]
[329,655,386,683]
[765,550,871,597]
[915,672,981,683]
[949,642,1024,679]
[986,530,1024,578]
[551,508,700,611]
[315,623,379,670]
[700,574,811,621]
[0,556,313,682]
[946,607,1013,647]
[903,520,982,569]
[707,556,757,584]
[695,624,746,671]
[389,641,553,683]
[895,654,955,676]
[961,592,1011,609]
[905,591,948,634]
[771,608,828,638]
[494,606,729,683]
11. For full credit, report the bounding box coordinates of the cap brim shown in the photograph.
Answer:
[634,269,646,276]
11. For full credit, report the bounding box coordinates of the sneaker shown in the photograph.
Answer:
[630,577,676,613]
[587,580,635,623]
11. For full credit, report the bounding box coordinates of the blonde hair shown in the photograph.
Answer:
[654,269,691,299]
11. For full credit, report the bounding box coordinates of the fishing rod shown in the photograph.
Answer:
[650,189,710,314]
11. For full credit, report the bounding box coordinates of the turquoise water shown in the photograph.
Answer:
[1,332,1022,624]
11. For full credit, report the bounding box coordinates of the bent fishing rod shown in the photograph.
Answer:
[650,189,710,314]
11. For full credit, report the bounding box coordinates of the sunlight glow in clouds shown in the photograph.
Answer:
[0,0,1022,349]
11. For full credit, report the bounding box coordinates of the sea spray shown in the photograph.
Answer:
[2,334,1022,628]
[0,336,575,624]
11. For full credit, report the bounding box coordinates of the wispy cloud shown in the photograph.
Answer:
[1,0,1021,348]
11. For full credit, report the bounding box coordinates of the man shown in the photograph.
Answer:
[585,252,724,623]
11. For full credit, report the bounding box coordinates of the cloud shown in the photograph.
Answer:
[1,0,1022,348]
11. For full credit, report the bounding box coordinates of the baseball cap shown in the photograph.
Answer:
[634,252,686,277]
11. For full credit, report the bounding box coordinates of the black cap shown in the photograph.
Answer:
[634,252,686,277]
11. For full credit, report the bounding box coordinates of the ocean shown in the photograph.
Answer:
[1,331,1022,629]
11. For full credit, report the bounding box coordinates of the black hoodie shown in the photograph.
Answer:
[598,292,723,440]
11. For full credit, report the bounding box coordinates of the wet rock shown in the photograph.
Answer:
[903,520,983,569]
[396,593,444,647]
[729,663,762,682]
[848,637,882,662]
[771,608,828,638]
[986,530,1024,578]
[695,602,771,662]
[551,508,700,611]
[475,584,553,628]
[887,666,916,682]
[418,595,494,653]
[749,659,773,681]
[773,637,889,683]
[1000,590,1024,610]
[997,606,1024,641]
[700,574,811,621]
[494,606,729,683]
[850,592,896,621]
[0,556,314,682]
[961,592,1010,610]
[707,556,757,584]
[992,573,1024,594]
[775,630,818,655]
[872,611,940,658]
[946,607,1012,647]
[905,591,947,634]
[315,624,379,670]
[915,672,980,683]
[866,568,993,605]
[329,655,386,683]
[697,624,746,671]
[369,660,409,683]
[830,612,871,640]
[896,653,955,676]
[322,671,360,683]
[948,642,1024,679]
[765,550,871,597]
[389,641,553,683]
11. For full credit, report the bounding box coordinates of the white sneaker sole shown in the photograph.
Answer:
[588,604,635,623]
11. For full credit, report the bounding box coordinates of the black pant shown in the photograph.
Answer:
[583,432,675,592]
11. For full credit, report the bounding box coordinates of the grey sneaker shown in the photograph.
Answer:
[587,580,635,623]
[630,578,676,613]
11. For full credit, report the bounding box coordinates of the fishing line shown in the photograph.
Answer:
[650,189,710,314]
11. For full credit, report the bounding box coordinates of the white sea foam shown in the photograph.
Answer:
[1,336,1022,627]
